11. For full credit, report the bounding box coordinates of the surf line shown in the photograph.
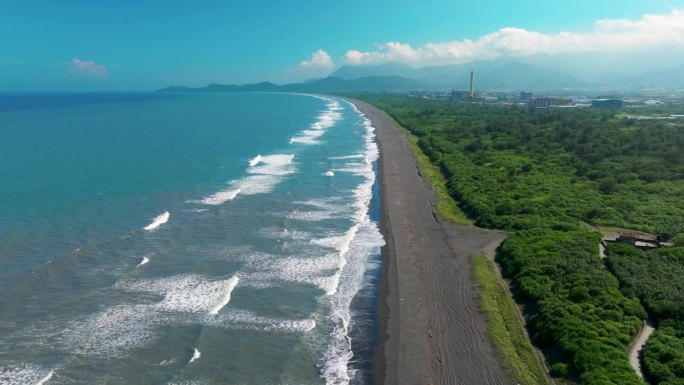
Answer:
[208,276,240,315]
[189,348,201,364]
[136,256,150,267]
[36,370,54,385]
[143,211,170,231]
[249,154,263,166]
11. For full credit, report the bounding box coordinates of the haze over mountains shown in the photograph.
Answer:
[161,51,684,93]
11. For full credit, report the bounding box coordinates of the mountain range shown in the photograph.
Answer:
[160,55,684,94]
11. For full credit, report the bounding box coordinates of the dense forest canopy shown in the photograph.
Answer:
[364,96,684,233]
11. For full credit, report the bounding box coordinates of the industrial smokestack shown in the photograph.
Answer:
[469,70,475,100]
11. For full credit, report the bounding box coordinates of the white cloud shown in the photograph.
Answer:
[299,49,334,69]
[343,9,684,66]
[71,58,108,76]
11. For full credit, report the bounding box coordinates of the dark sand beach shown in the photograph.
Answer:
[350,100,514,385]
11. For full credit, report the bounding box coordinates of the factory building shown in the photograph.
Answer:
[528,97,571,108]
[592,99,624,108]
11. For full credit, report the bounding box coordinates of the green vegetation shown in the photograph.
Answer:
[356,94,684,384]
[642,322,684,385]
[607,245,684,384]
[402,124,473,225]
[360,96,684,233]
[471,254,551,385]
[499,230,645,384]
[607,245,684,321]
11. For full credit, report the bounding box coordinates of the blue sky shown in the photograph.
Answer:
[1,0,682,90]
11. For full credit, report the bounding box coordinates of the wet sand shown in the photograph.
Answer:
[349,99,514,385]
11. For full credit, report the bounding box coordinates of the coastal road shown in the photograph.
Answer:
[351,100,514,385]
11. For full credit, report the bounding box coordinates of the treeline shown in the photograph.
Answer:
[358,95,684,384]
[607,245,684,384]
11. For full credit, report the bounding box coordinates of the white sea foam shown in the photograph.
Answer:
[199,153,296,201]
[247,154,294,175]
[0,364,55,385]
[136,256,150,267]
[297,197,349,212]
[63,275,240,356]
[290,129,326,144]
[170,381,211,385]
[189,348,201,363]
[241,224,364,296]
[207,309,316,333]
[332,162,371,175]
[289,99,342,144]
[208,276,239,315]
[200,188,241,205]
[313,100,387,384]
[248,154,263,167]
[240,253,341,293]
[322,272,341,296]
[328,154,365,160]
[170,380,210,385]
[258,227,312,241]
[159,358,177,366]
[286,210,336,222]
[117,274,240,314]
[63,270,329,357]
[63,304,157,356]
[246,164,293,176]
[287,197,353,222]
[143,211,170,231]
[36,370,53,385]
[311,224,360,260]
[234,175,280,195]
[321,219,385,384]
[236,154,295,195]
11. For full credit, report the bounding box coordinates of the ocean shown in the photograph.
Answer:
[0,92,384,385]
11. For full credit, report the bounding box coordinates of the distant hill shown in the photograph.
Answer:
[159,81,280,92]
[329,62,418,80]
[617,64,684,88]
[327,59,588,90]
[479,62,587,89]
[159,76,423,93]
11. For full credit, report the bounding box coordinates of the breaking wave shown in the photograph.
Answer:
[200,188,241,205]
[136,256,150,267]
[143,211,170,231]
[0,364,56,385]
[189,348,201,364]
[289,100,342,144]
[199,154,296,204]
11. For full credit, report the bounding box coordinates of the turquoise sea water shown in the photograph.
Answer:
[0,92,383,385]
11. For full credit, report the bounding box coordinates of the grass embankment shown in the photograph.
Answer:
[397,121,473,226]
[472,254,552,385]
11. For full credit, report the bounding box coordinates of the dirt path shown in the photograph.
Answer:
[350,100,514,385]
[596,228,655,380]
[629,318,656,380]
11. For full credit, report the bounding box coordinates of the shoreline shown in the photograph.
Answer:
[348,99,514,385]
